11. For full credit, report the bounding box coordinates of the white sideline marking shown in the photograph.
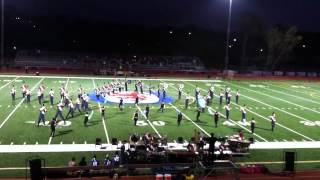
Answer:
[228,82,320,115]
[92,79,110,144]
[135,104,162,138]
[265,83,320,106]
[0,74,223,83]
[184,81,315,141]
[0,78,45,129]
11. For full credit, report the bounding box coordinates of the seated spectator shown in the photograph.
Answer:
[187,143,194,152]
[68,157,76,167]
[239,130,244,141]
[112,152,120,166]
[104,154,112,166]
[185,171,194,180]
[91,155,99,166]
[79,157,87,166]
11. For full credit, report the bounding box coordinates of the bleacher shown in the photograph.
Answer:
[14,50,205,73]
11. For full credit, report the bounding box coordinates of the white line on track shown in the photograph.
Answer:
[184,81,315,141]
[92,79,110,144]
[227,82,320,114]
[135,105,162,138]
[0,78,45,129]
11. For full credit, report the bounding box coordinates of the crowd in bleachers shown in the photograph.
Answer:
[14,50,205,72]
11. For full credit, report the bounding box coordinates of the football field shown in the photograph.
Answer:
[0,74,319,148]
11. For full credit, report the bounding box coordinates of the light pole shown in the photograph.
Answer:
[224,0,233,70]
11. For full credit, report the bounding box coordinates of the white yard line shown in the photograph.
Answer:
[0,76,19,91]
[265,83,320,106]
[208,106,268,142]
[92,79,110,144]
[227,82,320,114]
[165,80,266,141]
[135,105,162,138]
[0,78,45,129]
[184,81,315,141]
[169,103,210,137]
[65,78,70,90]
[48,78,70,145]
[48,137,52,145]
[224,82,314,123]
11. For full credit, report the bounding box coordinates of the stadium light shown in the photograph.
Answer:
[224,0,233,70]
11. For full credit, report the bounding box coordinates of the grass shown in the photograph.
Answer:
[0,75,320,176]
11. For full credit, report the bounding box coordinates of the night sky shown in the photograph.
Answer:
[6,0,320,31]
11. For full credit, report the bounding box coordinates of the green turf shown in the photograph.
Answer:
[0,75,320,176]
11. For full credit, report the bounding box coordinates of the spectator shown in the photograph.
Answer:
[91,155,99,166]
[104,154,112,166]
[185,171,194,180]
[68,157,76,167]
[239,130,244,141]
[113,152,120,166]
[79,157,87,166]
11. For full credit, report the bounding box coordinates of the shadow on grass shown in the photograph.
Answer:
[86,120,101,127]
[255,126,272,131]
[55,129,73,137]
